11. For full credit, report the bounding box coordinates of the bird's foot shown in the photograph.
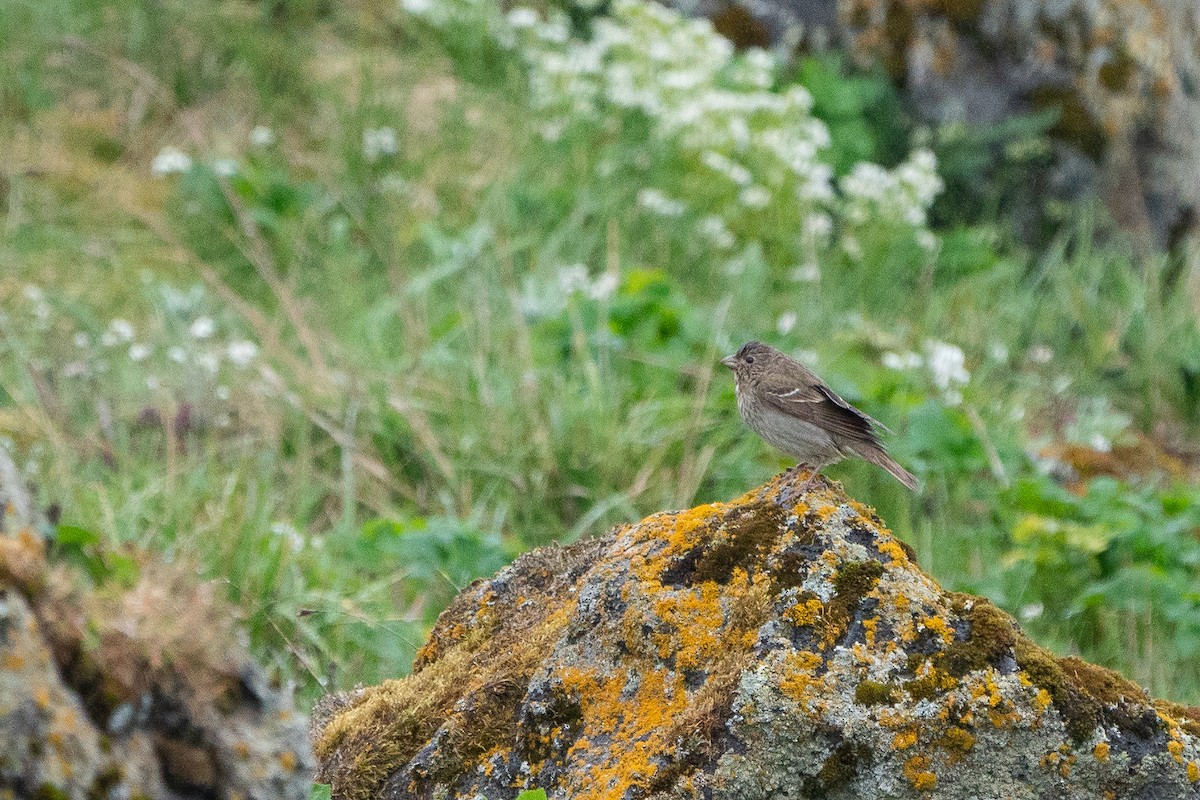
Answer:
[796,462,829,495]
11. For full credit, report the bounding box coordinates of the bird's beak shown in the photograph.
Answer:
[720,355,737,370]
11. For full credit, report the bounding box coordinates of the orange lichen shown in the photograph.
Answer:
[1093,741,1110,763]
[278,751,297,770]
[903,754,937,790]
[1168,739,1185,764]
[893,729,918,750]
[878,538,909,564]
[779,651,825,701]
[920,614,955,644]
[1188,761,1199,783]
[786,596,824,628]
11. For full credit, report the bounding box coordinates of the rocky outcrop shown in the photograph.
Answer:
[679,0,1200,248]
[0,504,313,799]
[313,470,1200,799]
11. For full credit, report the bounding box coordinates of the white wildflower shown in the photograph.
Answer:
[189,317,215,339]
[146,375,160,390]
[882,351,922,371]
[216,385,231,401]
[791,262,820,282]
[227,340,259,368]
[637,188,686,216]
[738,186,770,209]
[196,351,220,374]
[212,158,238,177]
[169,346,187,363]
[102,319,135,346]
[1019,603,1044,621]
[776,311,798,335]
[699,215,735,249]
[924,340,969,405]
[506,7,539,28]
[588,272,619,301]
[250,126,276,147]
[1029,345,1054,364]
[151,147,192,176]
[401,0,433,14]
[556,265,590,296]
[74,333,90,349]
[128,343,151,362]
[362,127,399,162]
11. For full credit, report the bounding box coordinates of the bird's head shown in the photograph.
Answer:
[720,341,775,381]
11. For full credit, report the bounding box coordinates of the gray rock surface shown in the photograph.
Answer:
[313,470,1200,799]
[0,508,314,799]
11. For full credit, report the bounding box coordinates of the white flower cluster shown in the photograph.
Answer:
[883,340,970,405]
[509,0,941,261]
[518,264,619,317]
[400,0,944,261]
[518,0,834,209]
[840,149,943,254]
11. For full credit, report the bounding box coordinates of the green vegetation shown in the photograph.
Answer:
[2,0,1198,723]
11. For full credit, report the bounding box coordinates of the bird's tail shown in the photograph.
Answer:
[865,449,918,491]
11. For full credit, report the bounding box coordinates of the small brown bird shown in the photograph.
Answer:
[721,341,917,491]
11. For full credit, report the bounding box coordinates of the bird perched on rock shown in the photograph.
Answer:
[721,340,917,491]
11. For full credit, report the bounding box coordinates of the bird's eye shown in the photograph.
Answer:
[745,356,755,364]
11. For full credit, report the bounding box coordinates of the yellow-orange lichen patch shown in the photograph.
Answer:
[893,729,918,750]
[1168,739,1185,764]
[651,581,724,670]
[903,754,937,790]
[1094,741,1110,763]
[779,650,825,702]
[1187,761,1199,783]
[786,596,824,628]
[920,614,955,644]
[557,664,691,800]
[878,538,909,565]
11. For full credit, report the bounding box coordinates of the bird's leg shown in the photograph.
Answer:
[797,460,830,494]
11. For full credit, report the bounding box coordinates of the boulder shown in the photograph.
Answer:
[680,0,1200,248]
[0,508,313,799]
[313,470,1200,799]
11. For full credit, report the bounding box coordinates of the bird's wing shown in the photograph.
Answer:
[760,371,888,447]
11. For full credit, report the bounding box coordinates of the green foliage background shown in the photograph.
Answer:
[2,0,1199,718]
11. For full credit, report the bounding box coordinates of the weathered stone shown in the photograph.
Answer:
[0,509,314,800]
[313,470,1200,800]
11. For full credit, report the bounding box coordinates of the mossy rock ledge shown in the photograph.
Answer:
[313,470,1200,800]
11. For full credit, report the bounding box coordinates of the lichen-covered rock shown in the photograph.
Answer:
[0,517,313,799]
[313,470,1200,800]
[673,0,1200,247]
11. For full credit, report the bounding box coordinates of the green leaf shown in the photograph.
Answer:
[309,784,333,800]
[516,790,548,800]
[55,524,101,546]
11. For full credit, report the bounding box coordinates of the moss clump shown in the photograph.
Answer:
[710,4,770,50]
[930,0,986,23]
[854,680,897,706]
[903,666,956,702]
[804,741,871,797]
[1155,701,1200,737]
[32,785,70,800]
[1098,48,1137,92]
[689,503,789,585]
[941,596,1017,677]
[1012,639,1149,744]
[1030,85,1106,160]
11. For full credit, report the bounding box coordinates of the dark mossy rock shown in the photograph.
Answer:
[0,500,312,800]
[313,470,1200,800]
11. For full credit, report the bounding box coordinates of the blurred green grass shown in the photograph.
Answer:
[2,0,1199,707]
